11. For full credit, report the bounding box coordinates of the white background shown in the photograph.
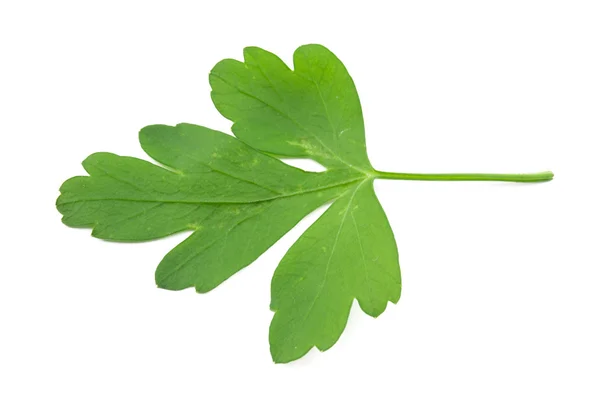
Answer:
[1,1,599,396]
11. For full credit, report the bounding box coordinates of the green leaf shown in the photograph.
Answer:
[58,123,362,293]
[57,44,552,363]
[270,180,401,363]
[210,44,372,172]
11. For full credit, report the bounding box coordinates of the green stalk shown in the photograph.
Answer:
[374,170,554,183]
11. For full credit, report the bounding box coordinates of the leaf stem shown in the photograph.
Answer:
[374,170,554,183]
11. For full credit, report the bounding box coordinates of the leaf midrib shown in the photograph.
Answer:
[58,175,368,206]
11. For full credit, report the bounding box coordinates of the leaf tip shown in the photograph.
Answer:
[242,45,260,59]
[139,124,167,147]
[269,343,307,364]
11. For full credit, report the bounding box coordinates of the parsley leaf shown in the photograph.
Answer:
[269,178,400,362]
[57,44,552,363]
[210,45,371,172]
